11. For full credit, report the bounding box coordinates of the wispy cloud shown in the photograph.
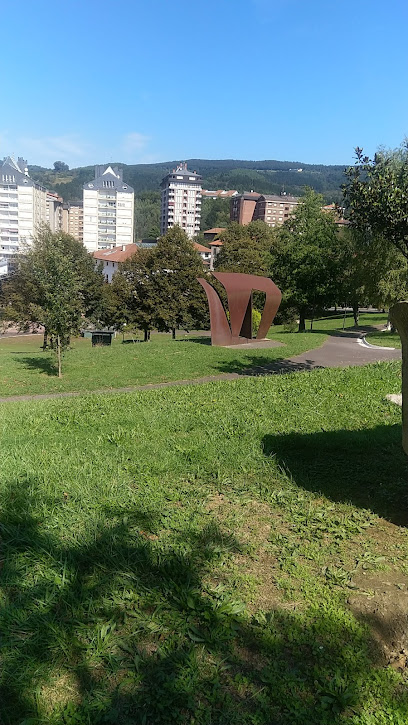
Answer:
[18,134,88,166]
[122,132,151,153]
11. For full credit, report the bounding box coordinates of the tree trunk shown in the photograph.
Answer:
[57,335,62,378]
[298,312,306,332]
[310,317,314,331]
[42,330,48,350]
[352,303,359,327]
[144,328,150,342]
[172,327,176,339]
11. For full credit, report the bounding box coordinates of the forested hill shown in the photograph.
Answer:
[28,158,348,204]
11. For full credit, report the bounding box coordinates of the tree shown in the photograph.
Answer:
[110,248,156,341]
[271,189,341,331]
[134,192,161,239]
[338,228,408,325]
[151,226,209,337]
[1,228,105,376]
[215,221,274,276]
[53,161,69,172]
[343,142,408,260]
[200,197,230,231]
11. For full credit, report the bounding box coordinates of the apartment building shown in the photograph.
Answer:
[160,163,202,238]
[62,202,84,241]
[0,156,48,259]
[252,193,300,227]
[46,191,64,232]
[83,165,134,252]
[230,192,261,225]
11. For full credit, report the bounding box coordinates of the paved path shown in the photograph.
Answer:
[0,329,401,404]
[242,329,401,376]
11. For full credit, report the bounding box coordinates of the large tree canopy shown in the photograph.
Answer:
[343,143,408,260]
[215,221,274,276]
[271,189,341,331]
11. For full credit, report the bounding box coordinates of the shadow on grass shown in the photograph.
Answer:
[2,478,408,724]
[173,337,212,345]
[262,424,408,526]
[15,355,57,376]
[214,353,322,376]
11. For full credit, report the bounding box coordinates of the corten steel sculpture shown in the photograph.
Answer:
[390,301,408,454]
[198,272,282,346]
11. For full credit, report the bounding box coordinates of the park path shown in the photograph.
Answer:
[0,329,401,404]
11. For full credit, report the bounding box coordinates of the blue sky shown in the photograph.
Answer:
[2,0,408,168]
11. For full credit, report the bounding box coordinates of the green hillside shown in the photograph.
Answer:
[28,158,347,205]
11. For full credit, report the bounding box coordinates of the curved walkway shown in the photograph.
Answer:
[0,329,401,404]
[242,329,401,376]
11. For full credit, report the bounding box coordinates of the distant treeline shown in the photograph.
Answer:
[28,158,347,205]
[27,158,347,239]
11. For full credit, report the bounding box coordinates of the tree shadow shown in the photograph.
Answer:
[173,337,212,345]
[2,477,408,724]
[262,424,408,526]
[15,355,57,376]
[213,353,322,376]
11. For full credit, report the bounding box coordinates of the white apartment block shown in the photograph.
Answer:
[160,162,202,239]
[0,156,48,259]
[83,165,134,252]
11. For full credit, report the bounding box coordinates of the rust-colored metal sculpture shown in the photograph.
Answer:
[198,272,281,346]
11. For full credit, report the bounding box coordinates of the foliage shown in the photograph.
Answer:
[110,247,156,340]
[53,160,69,172]
[215,221,274,276]
[134,191,161,239]
[151,226,209,335]
[200,197,230,231]
[271,189,342,331]
[0,228,105,376]
[0,361,407,723]
[338,228,408,322]
[343,142,408,260]
[29,159,347,205]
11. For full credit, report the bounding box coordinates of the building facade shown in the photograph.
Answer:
[0,156,48,259]
[93,243,140,283]
[160,163,202,238]
[46,191,64,233]
[230,191,300,228]
[252,193,300,227]
[83,166,134,252]
[230,192,261,225]
[62,201,84,241]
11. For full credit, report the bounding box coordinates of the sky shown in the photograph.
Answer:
[2,0,408,169]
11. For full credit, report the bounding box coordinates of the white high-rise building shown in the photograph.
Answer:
[83,165,134,252]
[160,163,202,238]
[0,156,48,260]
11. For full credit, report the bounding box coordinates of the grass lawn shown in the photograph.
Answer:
[0,312,388,397]
[366,330,402,349]
[1,360,407,724]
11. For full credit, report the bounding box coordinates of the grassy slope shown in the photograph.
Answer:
[0,312,387,397]
[1,360,407,724]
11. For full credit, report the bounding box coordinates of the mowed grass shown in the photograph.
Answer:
[0,312,388,397]
[366,331,402,349]
[1,360,408,724]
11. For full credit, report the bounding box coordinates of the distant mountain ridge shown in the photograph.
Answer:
[28,158,348,204]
